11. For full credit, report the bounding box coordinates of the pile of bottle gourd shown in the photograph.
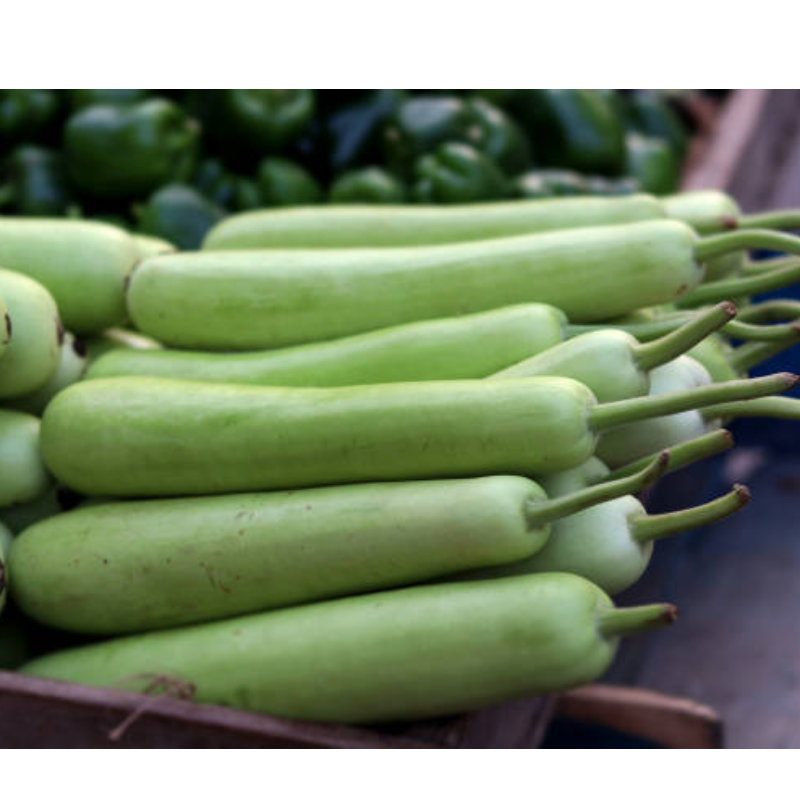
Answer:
[1,189,800,726]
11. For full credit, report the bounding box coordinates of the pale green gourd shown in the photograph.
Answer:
[0,410,52,508]
[86,304,569,386]
[40,374,790,498]
[20,573,676,724]
[130,220,706,350]
[0,270,61,399]
[203,194,667,249]
[0,219,139,334]
[10,459,662,635]
[491,303,734,402]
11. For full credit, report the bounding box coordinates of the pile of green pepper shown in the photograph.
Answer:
[0,89,700,249]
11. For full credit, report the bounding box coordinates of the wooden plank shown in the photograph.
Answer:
[557,685,722,749]
[0,669,555,748]
[0,670,425,748]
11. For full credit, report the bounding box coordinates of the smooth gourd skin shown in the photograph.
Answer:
[0,270,61,398]
[500,497,652,596]
[131,233,175,261]
[493,329,647,402]
[596,356,716,467]
[5,333,88,415]
[0,410,52,508]
[662,191,740,235]
[130,220,703,350]
[21,573,618,724]
[10,476,549,635]
[662,191,743,281]
[41,376,598,497]
[0,219,139,335]
[87,304,568,386]
[461,460,652,594]
[202,194,666,249]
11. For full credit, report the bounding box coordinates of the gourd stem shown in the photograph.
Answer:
[567,315,787,343]
[565,318,680,341]
[523,452,668,528]
[588,373,797,432]
[678,257,800,308]
[738,210,800,231]
[597,603,678,638]
[723,319,800,342]
[738,299,800,324]
[694,229,800,262]
[601,429,733,483]
[730,331,800,372]
[741,255,798,275]
[632,485,750,543]
[633,302,736,372]
[702,397,800,422]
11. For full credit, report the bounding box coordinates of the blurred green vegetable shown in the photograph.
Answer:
[329,167,406,203]
[65,99,200,199]
[413,142,509,203]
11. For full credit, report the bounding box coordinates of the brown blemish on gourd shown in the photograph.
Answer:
[676,283,689,296]
[721,216,739,231]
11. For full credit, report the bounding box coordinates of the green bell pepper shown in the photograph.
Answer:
[329,167,406,203]
[135,184,225,250]
[513,169,588,198]
[383,96,474,174]
[328,89,407,173]
[0,146,75,216]
[192,158,266,212]
[472,89,519,108]
[514,168,639,199]
[624,91,688,159]
[463,98,530,176]
[412,142,509,203]
[67,90,150,112]
[384,95,529,177]
[594,90,629,126]
[583,175,641,195]
[233,178,263,212]
[257,157,322,206]
[623,132,680,195]
[65,99,200,199]
[512,90,626,175]
[0,90,61,147]
[191,90,316,163]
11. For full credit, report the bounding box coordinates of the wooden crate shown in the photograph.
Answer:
[0,670,556,748]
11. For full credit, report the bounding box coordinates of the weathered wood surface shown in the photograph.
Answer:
[557,684,722,749]
[0,669,556,748]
